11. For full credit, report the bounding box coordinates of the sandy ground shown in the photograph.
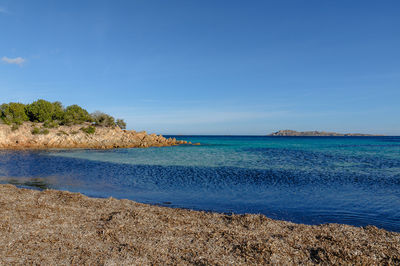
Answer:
[0,184,399,265]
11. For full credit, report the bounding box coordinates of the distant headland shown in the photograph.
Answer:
[268,130,383,137]
[0,99,194,149]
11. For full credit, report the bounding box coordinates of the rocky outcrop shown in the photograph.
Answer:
[268,130,382,136]
[0,122,194,149]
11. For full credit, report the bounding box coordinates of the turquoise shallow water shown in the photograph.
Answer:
[0,136,399,231]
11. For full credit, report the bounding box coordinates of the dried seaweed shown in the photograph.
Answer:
[0,184,399,265]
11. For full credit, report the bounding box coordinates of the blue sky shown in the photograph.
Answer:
[1,1,399,135]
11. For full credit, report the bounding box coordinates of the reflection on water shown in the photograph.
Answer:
[0,136,399,232]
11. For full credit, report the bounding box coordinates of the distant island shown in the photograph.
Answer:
[268,130,383,137]
[0,99,194,149]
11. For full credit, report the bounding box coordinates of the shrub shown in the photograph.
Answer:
[43,120,59,128]
[11,124,19,131]
[91,111,116,127]
[62,105,92,125]
[0,102,29,125]
[116,119,126,129]
[31,127,40,135]
[31,127,50,135]
[26,99,54,122]
[80,126,96,134]
[57,130,69,136]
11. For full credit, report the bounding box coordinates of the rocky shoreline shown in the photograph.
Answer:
[0,184,399,264]
[0,122,194,149]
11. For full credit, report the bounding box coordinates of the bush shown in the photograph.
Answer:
[116,119,126,129]
[0,102,29,125]
[26,99,54,122]
[31,127,50,135]
[31,127,40,135]
[57,130,69,136]
[11,124,19,131]
[91,111,116,127]
[62,105,92,125]
[80,126,96,134]
[43,120,59,128]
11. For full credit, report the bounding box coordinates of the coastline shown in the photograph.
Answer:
[0,123,194,150]
[268,130,383,137]
[1,184,399,264]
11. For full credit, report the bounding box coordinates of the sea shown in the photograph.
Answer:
[0,136,399,232]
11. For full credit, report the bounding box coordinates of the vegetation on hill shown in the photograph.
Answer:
[0,99,126,131]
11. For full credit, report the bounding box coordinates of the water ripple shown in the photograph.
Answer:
[0,136,399,232]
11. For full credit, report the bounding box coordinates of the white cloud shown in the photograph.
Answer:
[1,56,26,66]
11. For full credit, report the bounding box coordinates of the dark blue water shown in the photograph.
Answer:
[1,136,399,232]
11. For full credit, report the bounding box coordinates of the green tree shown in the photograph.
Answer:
[52,101,65,121]
[26,99,54,122]
[0,102,29,125]
[0,99,127,128]
[116,119,126,129]
[91,111,116,127]
[62,104,92,125]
